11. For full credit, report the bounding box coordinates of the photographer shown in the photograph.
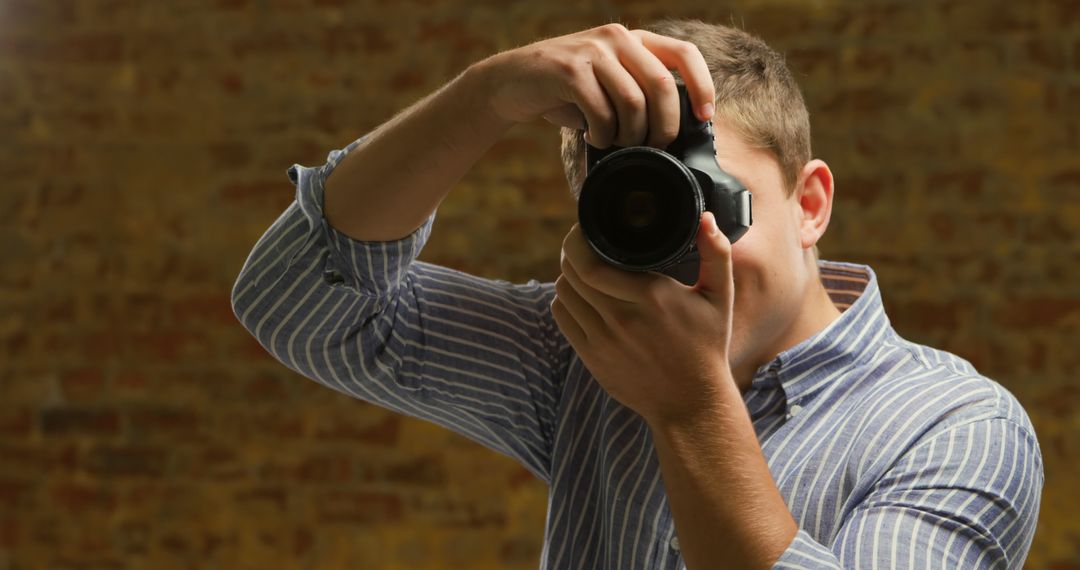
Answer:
[231,19,1042,569]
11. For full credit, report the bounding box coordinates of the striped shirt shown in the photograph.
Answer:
[231,136,1044,569]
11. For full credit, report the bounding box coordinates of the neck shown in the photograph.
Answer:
[731,261,843,393]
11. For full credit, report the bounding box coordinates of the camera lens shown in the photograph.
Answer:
[579,149,702,271]
[620,190,657,229]
[598,171,680,254]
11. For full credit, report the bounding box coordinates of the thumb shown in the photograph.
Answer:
[694,211,734,304]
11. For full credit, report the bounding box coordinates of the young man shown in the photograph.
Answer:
[231,19,1043,569]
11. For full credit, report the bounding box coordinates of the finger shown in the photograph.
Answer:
[615,34,680,149]
[550,296,588,349]
[541,103,588,130]
[567,58,617,148]
[555,273,608,341]
[630,30,715,122]
[561,224,658,303]
[560,255,628,324]
[592,53,649,147]
[694,211,734,306]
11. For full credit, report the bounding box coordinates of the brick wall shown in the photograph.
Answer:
[1,0,1076,568]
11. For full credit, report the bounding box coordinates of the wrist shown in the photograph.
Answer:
[646,366,741,434]
[462,54,518,134]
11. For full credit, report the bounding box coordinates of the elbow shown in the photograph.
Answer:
[230,270,253,333]
[230,265,263,340]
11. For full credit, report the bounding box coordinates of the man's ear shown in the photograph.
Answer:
[793,159,834,251]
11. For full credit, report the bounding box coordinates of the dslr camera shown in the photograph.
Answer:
[578,82,753,285]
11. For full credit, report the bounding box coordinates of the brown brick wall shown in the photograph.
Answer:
[1,0,1076,568]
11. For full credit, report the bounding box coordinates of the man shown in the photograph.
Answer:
[231,18,1043,569]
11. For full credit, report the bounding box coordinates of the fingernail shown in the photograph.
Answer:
[700,102,714,120]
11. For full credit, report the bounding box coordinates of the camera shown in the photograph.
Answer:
[578,82,752,285]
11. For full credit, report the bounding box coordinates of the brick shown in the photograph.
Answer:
[783,46,838,77]
[0,479,33,509]
[112,370,148,394]
[207,141,252,169]
[500,536,542,566]
[0,517,18,549]
[128,330,214,361]
[388,69,427,92]
[221,179,295,205]
[315,490,403,524]
[0,0,77,27]
[40,408,120,437]
[314,414,401,445]
[321,23,396,56]
[0,443,80,478]
[183,444,246,482]
[295,454,354,484]
[1049,0,1080,28]
[218,72,246,95]
[113,520,150,555]
[49,482,116,514]
[1021,38,1069,72]
[60,32,126,64]
[61,368,106,401]
[243,410,306,439]
[0,408,33,437]
[820,86,905,117]
[506,465,539,489]
[169,292,236,326]
[159,532,191,557]
[926,169,985,199]
[379,454,446,486]
[994,297,1080,329]
[243,374,290,402]
[85,445,168,478]
[234,485,289,513]
[127,406,201,439]
[230,30,297,58]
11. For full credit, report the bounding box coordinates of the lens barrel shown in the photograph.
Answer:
[578,147,704,271]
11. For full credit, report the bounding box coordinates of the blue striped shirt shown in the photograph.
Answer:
[231,136,1043,569]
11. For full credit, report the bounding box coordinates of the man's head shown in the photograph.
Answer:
[559,19,838,385]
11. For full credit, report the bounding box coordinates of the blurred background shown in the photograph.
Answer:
[1,0,1077,568]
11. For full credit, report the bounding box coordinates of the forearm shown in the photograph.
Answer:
[323,55,515,242]
[648,376,797,570]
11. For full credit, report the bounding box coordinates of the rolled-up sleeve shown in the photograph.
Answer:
[287,134,435,298]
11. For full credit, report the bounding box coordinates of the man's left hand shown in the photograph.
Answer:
[551,211,737,426]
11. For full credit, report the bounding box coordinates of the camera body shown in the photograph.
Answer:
[578,82,752,285]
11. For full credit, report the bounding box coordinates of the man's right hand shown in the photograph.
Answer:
[475,23,716,150]
[322,23,717,243]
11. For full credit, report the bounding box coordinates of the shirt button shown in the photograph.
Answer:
[789,404,804,417]
[323,269,345,287]
[670,536,680,551]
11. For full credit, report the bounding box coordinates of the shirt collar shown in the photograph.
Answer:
[748,260,893,407]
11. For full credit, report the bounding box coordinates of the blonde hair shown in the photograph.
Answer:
[560,18,812,200]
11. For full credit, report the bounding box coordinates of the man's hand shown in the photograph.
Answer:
[476,23,716,150]
[551,211,736,426]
